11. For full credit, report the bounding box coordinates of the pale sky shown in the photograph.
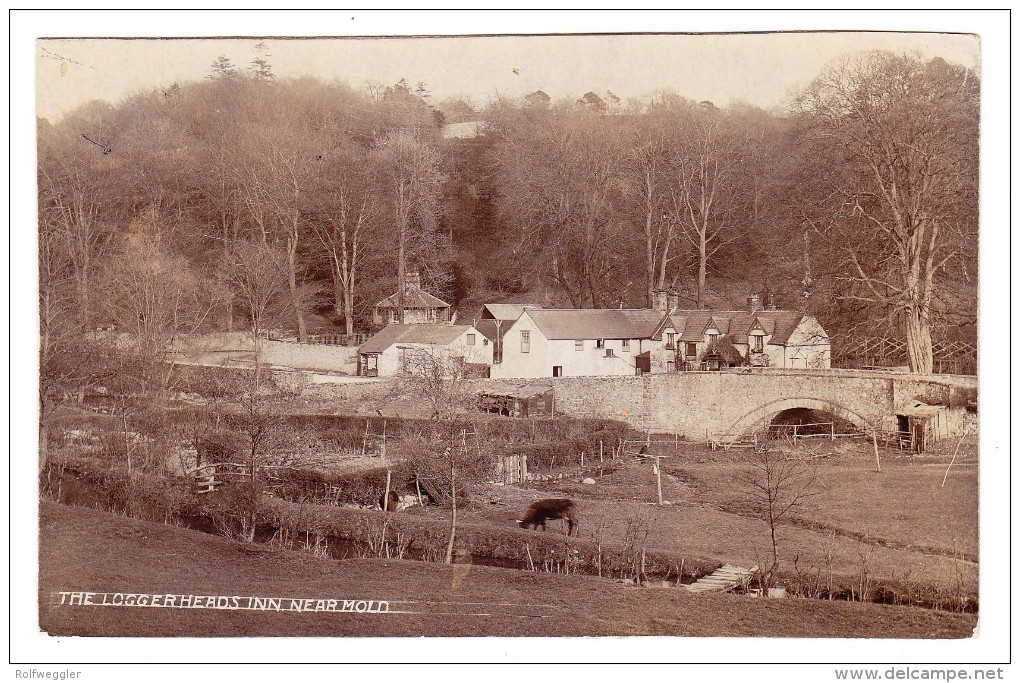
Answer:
[36,31,981,122]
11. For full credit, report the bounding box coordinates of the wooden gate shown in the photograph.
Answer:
[494,454,528,485]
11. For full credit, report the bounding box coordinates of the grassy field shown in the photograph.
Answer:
[38,394,980,637]
[38,501,977,638]
[502,436,979,605]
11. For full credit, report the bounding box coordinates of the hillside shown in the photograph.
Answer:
[38,501,976,640]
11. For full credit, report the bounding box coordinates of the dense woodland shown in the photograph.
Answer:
[39,48,978,381]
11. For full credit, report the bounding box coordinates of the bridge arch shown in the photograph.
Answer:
[724,397,872,439]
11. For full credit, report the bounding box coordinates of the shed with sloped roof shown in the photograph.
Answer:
[357,323,491,377]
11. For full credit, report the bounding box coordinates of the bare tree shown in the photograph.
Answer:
[666,104,749,308]
[376,130,445,323]
[38,122,119,334]
[227,372,284,486]
[220,240,290,366]
[489,107,631,308]
[796,52,979,373]
[399,341,479,420]
[310,144,384,335]
[621,115,685,305]
[743,441,820,590]
[99,232,222,377]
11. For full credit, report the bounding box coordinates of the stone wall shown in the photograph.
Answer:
[458,371,967,440]
[468,371,904,439]
[259,341,359,374]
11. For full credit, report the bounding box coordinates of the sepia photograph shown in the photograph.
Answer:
[11,9,1010,674]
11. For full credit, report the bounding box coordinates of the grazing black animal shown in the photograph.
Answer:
[378,490,399,511]
[518,498,577,536]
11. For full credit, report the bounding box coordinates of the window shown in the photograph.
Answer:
[467,333,476,346]
[605,348,615,358]
[666,332,675,350]
[621,339,630,352]
[707,333,718,346]
[685,342,698,358]
[596,338,605,349]
[575,339,584,351]
[752,335,764,353]
[666,360,675,373]
[391,309,399,324]
[521,330,530,353]
[553,366,563,377]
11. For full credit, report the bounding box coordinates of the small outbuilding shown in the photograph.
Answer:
[896,400,967,452]
[357,324,491,378]
[478,384,554,418]
[372,272,451,327]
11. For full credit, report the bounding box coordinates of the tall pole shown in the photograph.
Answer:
[655,456,663,505]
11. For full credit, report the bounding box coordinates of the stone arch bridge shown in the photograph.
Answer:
[527,369,975,440]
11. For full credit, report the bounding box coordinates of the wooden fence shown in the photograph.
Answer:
[302,333,370,347]
[494,454,528,485]
[616,425,918,452]
[832,336,976,375]
[188,462,309,494]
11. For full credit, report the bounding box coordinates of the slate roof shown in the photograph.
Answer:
[524,309,664,341]
[359,324,472,354]
[480,303,543,321]
[661,310,813,346]
[375,286,450,310]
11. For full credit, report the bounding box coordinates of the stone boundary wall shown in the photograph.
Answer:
[260,340,359,374]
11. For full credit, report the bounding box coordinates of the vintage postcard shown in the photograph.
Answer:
[13,9,1009,675]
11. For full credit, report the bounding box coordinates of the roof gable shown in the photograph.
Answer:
[481,303,543,321]
[376,285,450,310]
[667,310,817,345]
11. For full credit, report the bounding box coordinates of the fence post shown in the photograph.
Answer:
[655,456,663,505]
[872,429,882,473]
[831,422,835,440]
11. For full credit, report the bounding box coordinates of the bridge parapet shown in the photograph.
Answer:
[471,370,969,441]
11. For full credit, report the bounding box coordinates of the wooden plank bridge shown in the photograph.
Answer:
[684,564,758,594]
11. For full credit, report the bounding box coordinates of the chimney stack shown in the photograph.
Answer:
[748,292,762,313]
[652,289,668,313]
[666,289,679,312]
[406,271,422,289]
[765,289,777,311]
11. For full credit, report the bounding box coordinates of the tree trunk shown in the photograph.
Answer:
[286,232,306,341]
[905,307,934,374]
[332,271,344,318]
[645,199,655,308]
[343,287,355,336]
[697,233,708,309]
[39,415,49,475]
